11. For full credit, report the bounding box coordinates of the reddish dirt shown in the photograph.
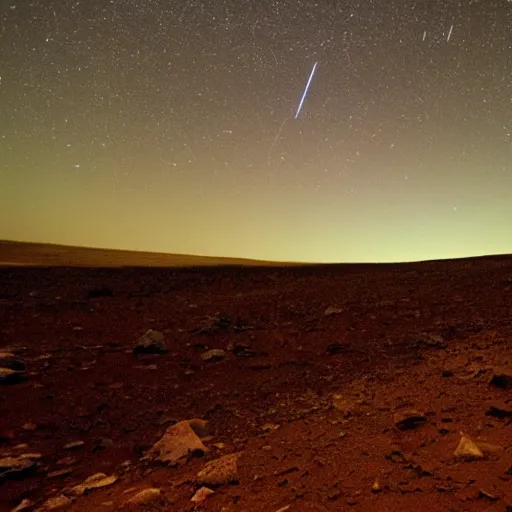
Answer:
[0,257,512,511]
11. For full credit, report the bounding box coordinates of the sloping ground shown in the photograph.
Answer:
[0,241,298,267]
[0,257,511,511]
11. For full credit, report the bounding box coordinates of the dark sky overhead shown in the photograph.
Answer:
[1,0,511,262]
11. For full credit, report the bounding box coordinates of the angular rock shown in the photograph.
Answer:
[454,434,484,460]
[120,488,162,509]
[133,330,167,355]
[144,419,208,465]
[394,410,427,430]
[197,452,241,486]
[70,473,118,496]
[0,368,23,385]
[190,486,214,503]
[200,349,226,362]
[0,353,25,371]
[0,456,38,481]
[10,499,33,512]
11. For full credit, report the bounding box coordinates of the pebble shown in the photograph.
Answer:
[190,487,214,502]
[200,349,226,362]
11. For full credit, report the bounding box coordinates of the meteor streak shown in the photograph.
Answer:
[294,61,318,119]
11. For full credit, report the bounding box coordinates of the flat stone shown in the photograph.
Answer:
[70,473,118,496]
[63,441,85,450]
[144,419,208,465]
[39,495,73,510]
[200,349,226,362]
[324,307,343,316]
[0,368,23,385]
[0,456,38,481]
[394,410,427,430]
[0,353,25,371]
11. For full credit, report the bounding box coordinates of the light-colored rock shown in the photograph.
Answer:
[70,473,118,496]
[0,353,25,371]
[120,488,162,509]
[63,441,84,450]
[144,419,208,464]
[190,486,214,502]
[0,367,23,385]
[11,499,33,512]
[0,456,37,480]
[39,495,73,511]
[133,329,167,355]
[454,433,484,460]
[200,349,226,362]
[324,307,343,316]
[197,452,241,486]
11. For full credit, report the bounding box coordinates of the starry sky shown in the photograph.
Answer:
[1,0,511,263]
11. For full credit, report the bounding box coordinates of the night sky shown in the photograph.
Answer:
[1,0,511,262]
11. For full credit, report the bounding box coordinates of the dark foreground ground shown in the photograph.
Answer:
[1,256,512,511]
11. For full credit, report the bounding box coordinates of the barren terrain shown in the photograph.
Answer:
[0,242,511,511]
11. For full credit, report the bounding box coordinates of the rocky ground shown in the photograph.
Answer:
[0,257,511,511]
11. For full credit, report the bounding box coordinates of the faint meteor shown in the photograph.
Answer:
[447,24,454,42]
[295,61,318,119]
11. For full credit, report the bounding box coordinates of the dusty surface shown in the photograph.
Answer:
[1,255,512,511]
[0,241,298,267]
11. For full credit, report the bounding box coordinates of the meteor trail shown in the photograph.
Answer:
[295,61,318,119]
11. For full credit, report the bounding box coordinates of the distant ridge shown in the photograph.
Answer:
[0,240,303,268]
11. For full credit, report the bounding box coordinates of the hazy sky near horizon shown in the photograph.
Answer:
[1,0,511,263]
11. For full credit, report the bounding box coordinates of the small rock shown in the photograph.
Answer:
[477,489,499,501]
[70,473,117,496]
[454,433,484,460]
[0,353,25,371]
[275,507,291,512]
[133,329,167,355]
[0,368,23,385]
[371,480,382,493]
[144,419,208,465]
[22,423,37,431]
[197,452,241,486]
[39,495,73,511]
[0,456,38,481]
[47,468,73,478]
[200,349,226,362]
[394,410,427,430]
[190,486,214,502]
[486,405,512,419]
[490,373,511,389]
[324,307,343,316]
[120,488,162,509]
[63,441,84,450]
[326,343,345,355]
[11,499,33,512]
